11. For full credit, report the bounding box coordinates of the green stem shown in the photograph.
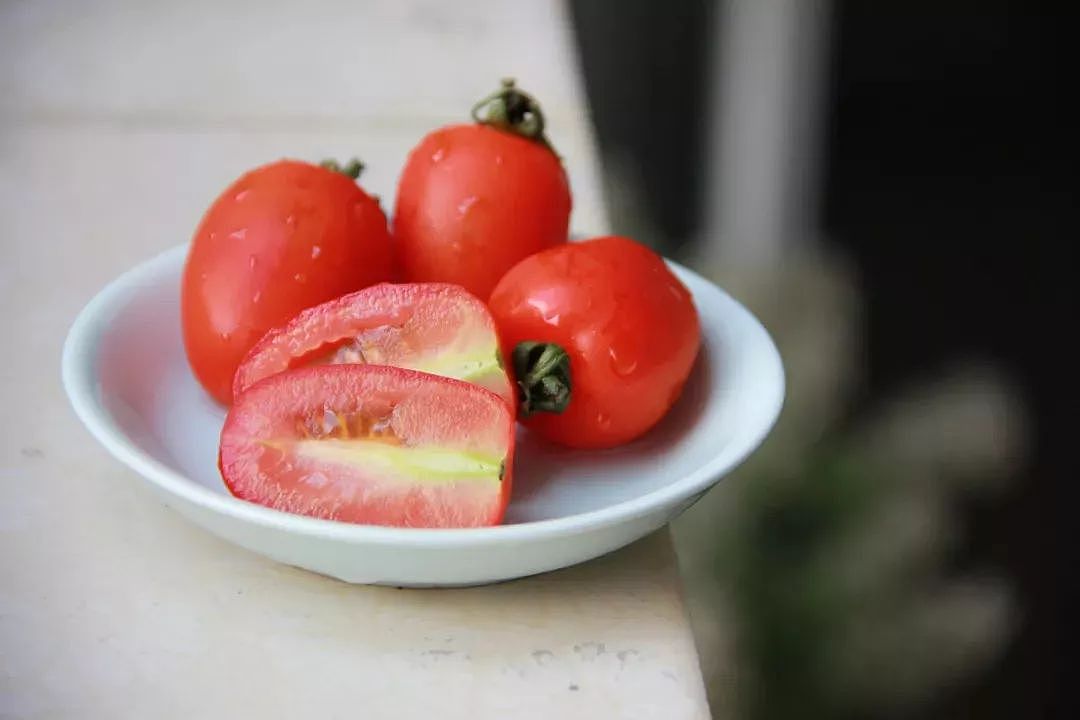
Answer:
[320,158,364,180]
[471,78,557,154]
[513,341,572,416]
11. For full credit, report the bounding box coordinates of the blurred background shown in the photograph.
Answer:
[2,1,1068,717]
[570,1,1069,717]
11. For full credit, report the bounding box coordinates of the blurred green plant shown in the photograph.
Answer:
[672,256,1021,720]
[720,441,1012,719]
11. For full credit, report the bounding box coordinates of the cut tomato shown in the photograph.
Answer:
[220,365,514,528]
[232,283,513,407]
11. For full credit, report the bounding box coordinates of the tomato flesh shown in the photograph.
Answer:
[220,365,514,528]
[233,283,513,406]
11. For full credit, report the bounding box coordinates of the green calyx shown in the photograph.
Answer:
[513,341,572,417]
[471,78,556,153]
[320,158,364,180]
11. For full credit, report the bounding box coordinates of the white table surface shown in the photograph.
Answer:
[0,2,709,718]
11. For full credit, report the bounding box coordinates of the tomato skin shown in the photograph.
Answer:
[393,124,571,300]
[489,236,700,449]
[181,159,393,405]
[220,364,514,528]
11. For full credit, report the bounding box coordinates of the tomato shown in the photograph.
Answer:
[489,236,700,449]
[220,364,514,528]
[181,158,393,405]
[393,79,571,300]
[233,283,513,406]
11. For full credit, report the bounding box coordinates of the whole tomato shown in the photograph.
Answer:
[181,158,393,405]
[393,79,571,300]
[489,236,700,449]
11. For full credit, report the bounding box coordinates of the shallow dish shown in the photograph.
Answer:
[62,244,783,586]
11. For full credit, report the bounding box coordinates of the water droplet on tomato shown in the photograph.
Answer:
[293,272,306,284]
[494,155,504,166]
[431,148,445,163]
[608,347,638,377]
[285,214,296,227]
[230,228,247,240]
[209,232,218,241]
[234,189,251,202]
[252,290,262,304]
[526,297,562,327]
[248,255,257,269]
[220,331,232,341]
[596,412,612,430]
[457,195,479,216]
[311,245,322,259]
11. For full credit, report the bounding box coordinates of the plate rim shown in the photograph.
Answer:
[62,243,785,548]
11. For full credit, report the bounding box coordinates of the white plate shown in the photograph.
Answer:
[62,244,784,586]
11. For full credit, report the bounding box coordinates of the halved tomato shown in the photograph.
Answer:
[232,283,513,406]
[220,364,514,528]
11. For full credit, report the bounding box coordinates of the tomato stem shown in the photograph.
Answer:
[513,341,571,416]
[319,158,364,180]
[471,78,557,154]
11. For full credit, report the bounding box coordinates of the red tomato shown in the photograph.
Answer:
[220,364,514,528]
[233,282,513,406]
[393,79,571,300]
[181,159,393,405]
[489,236,700,449]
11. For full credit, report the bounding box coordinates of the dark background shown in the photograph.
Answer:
[824,5,1069,717]
[570,1,1070,717]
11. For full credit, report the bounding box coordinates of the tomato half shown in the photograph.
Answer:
[489,236,701,449]
[393,80,571,300]
[233,283,513,406]
[182,159,393,405]
[220,365,514,528]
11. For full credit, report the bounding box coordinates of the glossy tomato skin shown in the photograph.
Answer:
[393,124,571,300]
[489,236,700,449]
[182,159,393,405]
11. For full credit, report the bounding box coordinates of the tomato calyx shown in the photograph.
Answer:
[471,78,556,154]
[513,341,571,416]
[319,158,365,180]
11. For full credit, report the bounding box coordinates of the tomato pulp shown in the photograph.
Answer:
[233,283,513,407]
[220,365,514,528]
